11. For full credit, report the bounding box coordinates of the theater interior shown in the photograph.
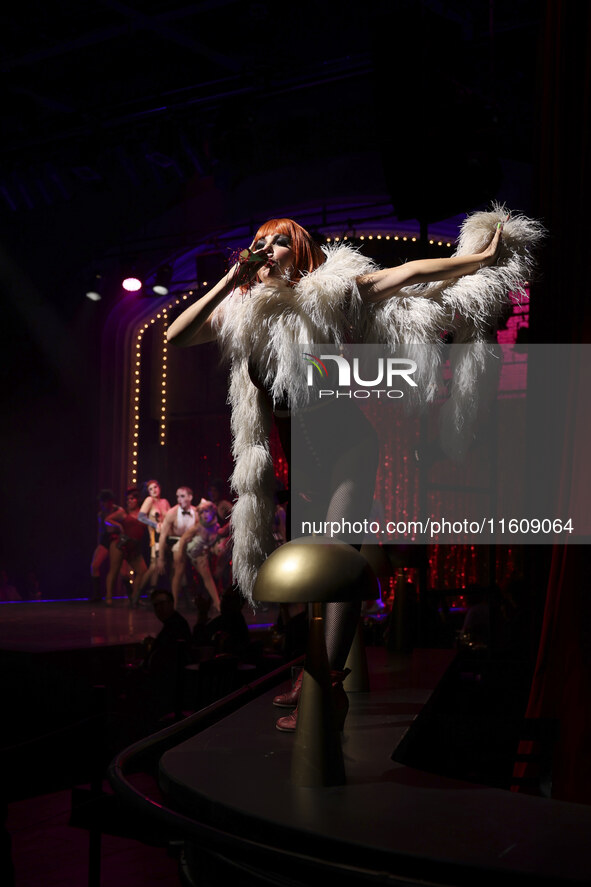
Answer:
[1,2,590,885]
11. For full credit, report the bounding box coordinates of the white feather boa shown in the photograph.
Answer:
[213,205,544,603]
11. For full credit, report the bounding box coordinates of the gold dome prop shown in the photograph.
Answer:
[253,537,379,603]
[253,538,379,787]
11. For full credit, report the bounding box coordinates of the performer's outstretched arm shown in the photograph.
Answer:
[357,221,504,303]
[167,244,268,347]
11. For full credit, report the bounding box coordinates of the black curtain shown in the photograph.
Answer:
[518,0,591,803]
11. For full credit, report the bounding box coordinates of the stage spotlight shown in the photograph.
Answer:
[85,272,103,301]
[122,276,142,292]
[152,263,173,296]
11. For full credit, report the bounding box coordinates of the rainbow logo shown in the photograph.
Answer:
[303,352,329,378]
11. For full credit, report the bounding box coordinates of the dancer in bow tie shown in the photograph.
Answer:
[156,486,197,608]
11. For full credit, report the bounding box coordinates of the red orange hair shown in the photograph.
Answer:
[252,218,325,287]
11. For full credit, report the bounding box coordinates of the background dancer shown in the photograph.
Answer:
[140,479,171,561]
[104,488,148,607]
[89,489,118,603]
[138,479,171,596]
[178,498,222,618]
[156,486,197,608]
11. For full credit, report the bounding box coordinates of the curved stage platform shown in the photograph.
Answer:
[109,647,591,887]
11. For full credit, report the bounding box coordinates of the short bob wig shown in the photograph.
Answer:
[252,218,325,286]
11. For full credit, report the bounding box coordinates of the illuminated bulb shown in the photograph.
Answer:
[411,237,416,242]
[402,236,407,241]
[122,277,142,292]
[438,241,442,246]
[360,235,365,240]
[429,240,434,245]
[394,236,399,241]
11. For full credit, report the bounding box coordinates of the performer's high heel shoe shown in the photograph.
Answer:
[275,669,350,732]
[273,668,303,708]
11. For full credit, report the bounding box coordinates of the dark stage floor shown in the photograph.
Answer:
[0,596,283,885]
[4,601,591,885]
[0,597,278,653]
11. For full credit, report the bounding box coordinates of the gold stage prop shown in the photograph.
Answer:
[253,537,379,787]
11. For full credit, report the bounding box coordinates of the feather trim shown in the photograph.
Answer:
[365,203,545,346]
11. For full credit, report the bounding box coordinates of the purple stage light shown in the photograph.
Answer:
[122,276,142,292]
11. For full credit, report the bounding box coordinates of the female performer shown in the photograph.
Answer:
[105,488,148,607]
[177,498,222,618]
[140,479,171,552]
[167,207,542,730]
[90,489,118,602]
[138,479,171,594]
